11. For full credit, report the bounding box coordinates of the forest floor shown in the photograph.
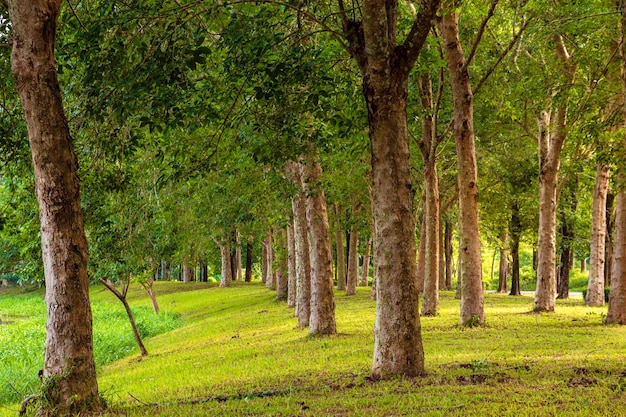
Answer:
[3,281,626,416]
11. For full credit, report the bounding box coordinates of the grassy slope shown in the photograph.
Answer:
[4,281,626,416]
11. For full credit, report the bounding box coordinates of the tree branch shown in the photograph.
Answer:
[463,0,498,72]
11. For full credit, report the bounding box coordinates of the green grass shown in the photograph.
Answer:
[2,281,626,416]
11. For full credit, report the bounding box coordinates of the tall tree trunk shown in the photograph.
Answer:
[231,230,242,281]
[334,206,347,291]
[510,200,522,296]
[265,230,275,290]
[360,239,372,286]
[286,161,311,327]
[416,216,426,293]
[245,241,253,282]
[498,231,509,293]
[607,0,626,323]
[261,239,268,284]
[300,153,336,335]
[445,219,453,290]
[419,72,441,316]
[183,258,192,283]
[557,176,578,300]
[8,0,100,412]
[287,224,297,308]
[220,243,232,288]
[346,226,359,295]
[606,193,615,288]
[276,229,289,301]
[441,10,485,326]
[341,0,439,379]
[534,34,575,312]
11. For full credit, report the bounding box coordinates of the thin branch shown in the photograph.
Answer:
[463,0,498,72]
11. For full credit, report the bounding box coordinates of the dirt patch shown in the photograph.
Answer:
[456,374,488,385]
[567,377,597,387]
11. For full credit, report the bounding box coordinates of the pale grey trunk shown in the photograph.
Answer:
[587,163,610,306]
[220,244,232,288]
[360,239,372,286]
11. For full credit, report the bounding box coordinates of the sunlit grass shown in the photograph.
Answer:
[2,281,626,416]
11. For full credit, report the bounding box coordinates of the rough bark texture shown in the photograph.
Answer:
[535,34,574,312]
[445,219,453,290]
[510,201,522,296]
[220,244,232,288]
[264,231,275,290]
[334,206,347,291]
[419,73,440,316]
[346,227,359,295]
[607,0,626,323]
[276,229,289,301]
[287,224,297,308]
[287,161,311,327]
[497,232,509,293]
[587,163,610,306]
[341,0,439,378]
[416,216,426,293]
[441,10,485,326]
[8,0,100,412]
[301,155,336,335]
[557,177,578,300]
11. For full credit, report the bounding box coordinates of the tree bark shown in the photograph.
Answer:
[416,216,426,293]
[300,153,336,335]
[497,231,509,293]
[510,200,522,296]
[341,0,439,378]
[264,230,275,290]
[245,241,253,282]
[534,34,575,312]
[261,239,268,284]
[440,9,485,326]
[286,161,311,327]
[220,243,232,288]
[287,223,297,308]
[276,229,289,301]
[606,193,615,288]
[418,72,440,316]
[346,226,359,295]
[360,239,372,286]
[334,206,347,291]
[587,163,610,306]
[445,219,453,290]
[8,0,100,412]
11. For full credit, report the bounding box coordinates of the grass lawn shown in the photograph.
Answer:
[2,281,626,416]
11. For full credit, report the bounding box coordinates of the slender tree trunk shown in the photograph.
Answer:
[361,239,372,286]
[441,10,484,326]
[287,161,311,327]
[418,72,441,316]
[587,163,610,306]
[498,231,509,293]
[510,200,522,296]
[445,219,453,290]
[276,229,289,301]
[334,206,347,291]
[439,216,446,290]
[141,273,160,315]
[606,193,615,287]
[301,153,336,335]
[287,224,297,307]
[101,280,148,357]
[346,226,359,295]
[607,1,626,323]
[535,34,575,312]
[8,1,100,412]
[245,241,253,282]
[416,216,426,293]
[265,230,275,290]
[557,176,578,300]
[220,244,232,288]
[183,258,191,283]
[261,239,268,284]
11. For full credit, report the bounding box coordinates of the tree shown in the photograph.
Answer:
[440,5,485,325]
[587,163,610,306]
[7,0,100,412]
[339,0,440,377]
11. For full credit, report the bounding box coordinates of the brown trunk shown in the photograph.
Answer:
[341,0,439,379]
[220,244,232,288]
[334,206,347,291]
[535,34,575,312]
[140,273,160,315]
[346,227,359,295]
[510,200,522,296]
[286,161,311,327]
[276,229,289,301]
[101,279,148,357]
[445,219,453,290]
[587,163,610,306]
[441,10,484,326]
[418,72,441,316]
[245,241,253,282]
[606,193,615,287]
[264,230,275,290]
[360,239,372,286]
[8,0,100,412]
[607,1,626,323]
[416,216,426,293]
[497,231,509,293]
[182,258,191,283]
[287,224,297,308]
[300,153,336,335]
[439,216,446,290]
[261,239,268,284]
